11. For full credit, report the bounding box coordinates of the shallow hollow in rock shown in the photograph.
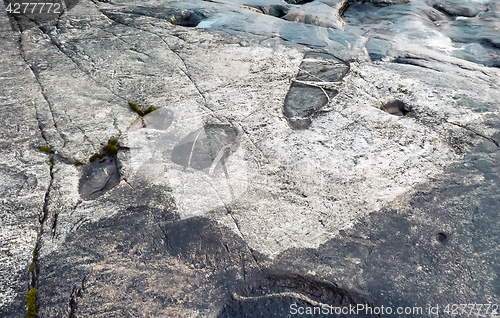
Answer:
[168,10,206,27]
[246,4,290,18]
[287,118,313,130]
[78,156,120,200]
[380,100,410,116]
[283,82,337,119]
[285,0,315,4]
[436,232,448,244]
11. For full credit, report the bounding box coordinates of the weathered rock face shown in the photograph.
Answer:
[1,0,500,317]
[0,9,52,315]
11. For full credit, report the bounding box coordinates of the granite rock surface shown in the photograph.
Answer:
[1,0,499,317]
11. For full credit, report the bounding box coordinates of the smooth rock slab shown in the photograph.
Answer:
[430,0,490,17]
[0,23,51,317]
[364,37,394,61]
[282,2,345,29]
[1,0,500,316]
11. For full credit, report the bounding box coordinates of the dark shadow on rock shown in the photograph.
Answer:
[104,6,207,28]
[246,4,290,18]
[33,185,382,317]
[34,201,260,316]
[285,0,315,4]
[380,100,410,116]
[270,138,500,316]
[219,270,380,318]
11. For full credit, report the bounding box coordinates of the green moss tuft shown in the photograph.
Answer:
[32,244,39,258]
[49,157,54,166]
[89,139,121,162]
[143,106,156,115]
[26,288,37,318]
[102,139,120,156]
[129,102,144,116]
[129,102,156,117]
[89,153,104,162]
[29,262,34,273]
[38,146,52,153]
[103,145,118,156]
[74,161,84,166]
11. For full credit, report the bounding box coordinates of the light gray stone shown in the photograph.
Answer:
[1,0,499,316]
[0,23,50,316]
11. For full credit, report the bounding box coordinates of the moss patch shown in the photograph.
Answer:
[29,262,34,273]
[103,138,119,156]
[32,244,39,258]
[26,288,37,318]
[38,146,52,153]
[129,102,156,117]
[89,139,121,163]
[129,102,144,116]
[89,152,103,163]
[75,161,84,166]
[144,106,156,115]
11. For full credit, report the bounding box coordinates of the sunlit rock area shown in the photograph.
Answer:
[1,0,499,316]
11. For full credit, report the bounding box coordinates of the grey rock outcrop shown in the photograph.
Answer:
[1,0,499,317]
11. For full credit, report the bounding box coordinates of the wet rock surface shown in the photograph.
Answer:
[1,0,500,317]
[283,52,347,129]
[296,52,349,82]
[284,82,337,118]
[78,156,120,200]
